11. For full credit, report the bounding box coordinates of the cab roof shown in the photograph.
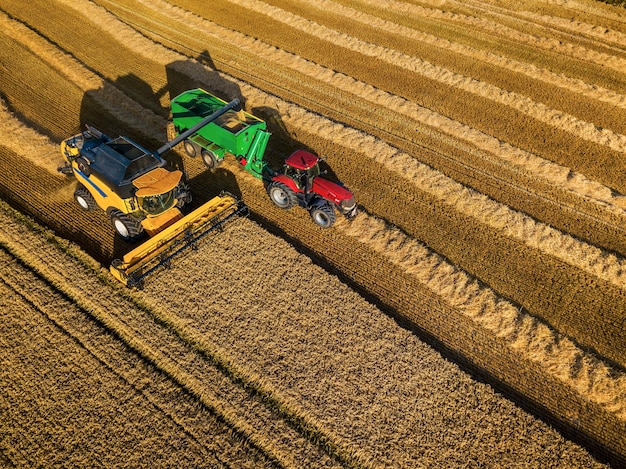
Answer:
[285,150,319,170]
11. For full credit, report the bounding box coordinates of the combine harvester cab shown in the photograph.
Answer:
[58,99,248,288]
[170,88,358,228]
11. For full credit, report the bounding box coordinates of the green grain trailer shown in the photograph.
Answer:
[170,88,271,179]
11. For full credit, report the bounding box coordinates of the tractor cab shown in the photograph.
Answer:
[283,149,321,192]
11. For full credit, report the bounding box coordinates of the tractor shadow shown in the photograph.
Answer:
[74,50,345,265]
[249,106,342,185]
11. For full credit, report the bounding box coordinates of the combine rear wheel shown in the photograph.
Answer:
[310,203,336,228]
[109,209,144,240]
[74,186,96,211]
[267,182,297,209]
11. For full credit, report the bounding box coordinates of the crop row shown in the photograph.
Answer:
[0,249,272,468]
[1,0,620,386]
[1,0,625,462]
[96,0,626,255]
[0,190,610,467]
[0,201,339,468]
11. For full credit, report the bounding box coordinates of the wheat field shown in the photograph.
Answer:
[1,0,626,466]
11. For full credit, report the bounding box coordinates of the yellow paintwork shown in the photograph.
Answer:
[62,133,184,232]
[109,194,240,286]
[141,207,183,236]
[133,167,182,197]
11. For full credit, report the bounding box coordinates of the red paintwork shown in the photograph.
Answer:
[273,149,354,206]
[272,174,301,193]
[285,150,319,170]
[271,173,353,205]
[312,177,353,204]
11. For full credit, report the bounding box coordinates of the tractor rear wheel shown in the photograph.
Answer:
[267,182,297,209]
[74,186,96,211]
[109,209,144,240]
[310,203,336,228]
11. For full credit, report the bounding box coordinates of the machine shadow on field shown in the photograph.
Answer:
[164,51,344,184]
[76,54,249,263]
[74,51,346,265]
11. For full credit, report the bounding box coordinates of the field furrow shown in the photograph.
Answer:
[3,0,626,370]
[163,0,626,193]
[0,252,269,468]
[0,203,341,468]
[0,196,616,468]
[1,0,625,465]
[87,0,626,254]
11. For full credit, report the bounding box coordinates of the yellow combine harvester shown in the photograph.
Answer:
[58,99,248,288]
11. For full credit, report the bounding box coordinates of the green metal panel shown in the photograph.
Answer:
[171,89,269,176]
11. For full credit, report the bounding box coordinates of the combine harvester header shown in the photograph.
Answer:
[59,98,248,288]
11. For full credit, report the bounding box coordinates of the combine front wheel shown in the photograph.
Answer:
[267,182,297,209]
[109,209,144,240]
[74,186,96,211]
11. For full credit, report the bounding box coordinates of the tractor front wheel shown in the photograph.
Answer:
[74,186,96,211]
[267,182,297,209]
[109,209,144,241]
[310,203,336,228]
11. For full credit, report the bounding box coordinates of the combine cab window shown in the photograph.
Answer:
[139,190,176,216]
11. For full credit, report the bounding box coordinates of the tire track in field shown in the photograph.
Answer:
[8,0,623,410]
[0,100,64,175]
[127,0,626,215]
[455,0,626,49]
[545,0,626,24]
[279,0,626,109]
[354,0,626,72]
[114,0,626,288]
[334,213,626,420]
[0,256,257,469]
[223,0,626,154]
[4,6,624,460]
[0,11,165,144]
[10,0,626,346]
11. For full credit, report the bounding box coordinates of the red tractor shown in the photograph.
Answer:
[266,150,357,228]
[170,89,357,228]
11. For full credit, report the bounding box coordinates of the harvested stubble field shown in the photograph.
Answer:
[1,0,626,466]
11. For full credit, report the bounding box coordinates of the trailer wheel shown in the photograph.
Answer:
[267,182,297,209]
[183,140,197,157]
[109,209,144,240]
[74,186,97,211]
[201,149,220,169]
[310,203,336,228]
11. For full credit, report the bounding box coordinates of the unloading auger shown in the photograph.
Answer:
[59,98,248,288]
